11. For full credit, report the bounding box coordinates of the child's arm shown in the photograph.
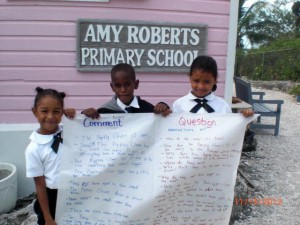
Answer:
[64,108,76,119]
[240,108,254,117]
[34,176,57,225]
[82,108,100,119]
[154,102,172,116]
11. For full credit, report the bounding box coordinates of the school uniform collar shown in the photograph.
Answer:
[30,126,63,145]
[117,96,140,111]
[188,91,214,101]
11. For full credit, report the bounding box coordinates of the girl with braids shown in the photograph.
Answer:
[25,87,74,225]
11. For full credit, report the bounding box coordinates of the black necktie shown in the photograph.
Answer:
[190,99,215,113]
[125,106,137,113]
[51,132,63,153]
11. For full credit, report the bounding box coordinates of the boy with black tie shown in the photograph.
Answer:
[82,63,171,118]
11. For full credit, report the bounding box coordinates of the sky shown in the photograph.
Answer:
[243,0,273,7]
[243,0,294,9]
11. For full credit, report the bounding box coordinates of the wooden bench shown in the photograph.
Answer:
[234,77,284,136]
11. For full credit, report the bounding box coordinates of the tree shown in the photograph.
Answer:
[292,1,300,36]
[235,1,300,81]
[292,1,300,25]
[237,0,282,48]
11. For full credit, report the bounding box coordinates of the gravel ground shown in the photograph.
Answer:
[231,87,300,225]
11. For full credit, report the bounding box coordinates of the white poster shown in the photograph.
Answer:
[56,113,257,225]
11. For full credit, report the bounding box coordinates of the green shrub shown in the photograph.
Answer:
[235,38,300,81]
[289,84,300,95]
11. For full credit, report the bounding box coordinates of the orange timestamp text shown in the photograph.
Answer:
[235,197,282,206]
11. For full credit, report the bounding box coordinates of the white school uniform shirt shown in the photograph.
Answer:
[117,96,140,113]
[172,91,232,114]
[25,126,63,189]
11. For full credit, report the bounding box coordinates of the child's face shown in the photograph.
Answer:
[32,96,63,135]
[190,69,217,98]
[110,71,139,105]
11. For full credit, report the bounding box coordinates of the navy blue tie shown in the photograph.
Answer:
[190,99,215,113]
[125,106,138,113]
[51,132,63,153]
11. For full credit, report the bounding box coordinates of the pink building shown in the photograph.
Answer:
[0,0,239,199]
[0,0,238,123]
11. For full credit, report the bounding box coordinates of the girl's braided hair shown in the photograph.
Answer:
[33,87,66,108]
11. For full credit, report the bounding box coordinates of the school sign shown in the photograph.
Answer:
[77,19,208,72]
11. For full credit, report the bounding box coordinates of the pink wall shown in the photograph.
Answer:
[0,0,230,123]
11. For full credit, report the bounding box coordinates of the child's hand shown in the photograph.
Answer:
[82,108,100,119]
[154,103,172,117]
[240,108,254,117]
[64,108,76,119]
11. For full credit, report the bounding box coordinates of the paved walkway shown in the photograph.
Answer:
[232,88,300,225]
